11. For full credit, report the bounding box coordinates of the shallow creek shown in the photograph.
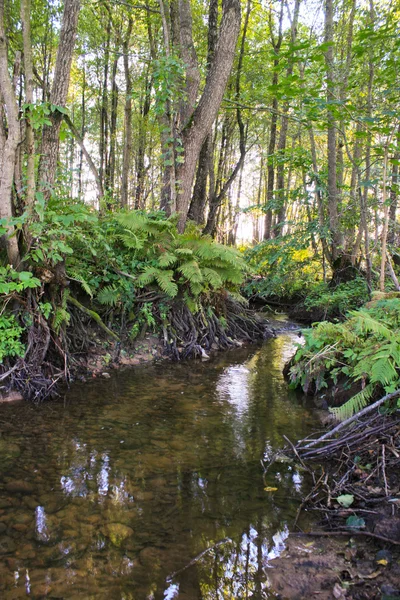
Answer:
[0,330,321,599]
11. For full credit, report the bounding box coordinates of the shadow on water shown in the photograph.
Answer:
[0,331,319,599]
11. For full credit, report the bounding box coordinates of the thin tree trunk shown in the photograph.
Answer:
[274,0,300,237]
[99,16,111,192]
[264,2,283,240]
[78,61,85,198]
[0,0,21,266]
[325,0,341,263]
[121,19,133,208]
[187,0,218,223]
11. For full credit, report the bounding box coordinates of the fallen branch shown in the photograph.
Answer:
[300,389,400,450]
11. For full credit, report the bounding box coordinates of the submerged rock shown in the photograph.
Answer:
[103,523,134,546]
[0,537,17,555]
[5,480,34,495]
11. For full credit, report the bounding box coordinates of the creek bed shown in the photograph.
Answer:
[0,329,321,599]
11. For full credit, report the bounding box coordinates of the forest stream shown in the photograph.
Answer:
[0,328,344,598]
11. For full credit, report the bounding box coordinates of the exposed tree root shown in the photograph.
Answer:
[159,295,272,359]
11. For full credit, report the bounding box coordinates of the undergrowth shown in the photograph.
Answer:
[289,296,400,420]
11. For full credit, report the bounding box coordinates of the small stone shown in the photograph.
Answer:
[5,480,34,495]
[0,391,23,403]
[0,537,17,555]
[102,372,111,378]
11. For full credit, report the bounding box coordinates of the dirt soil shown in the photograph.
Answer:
[268,534,400,599]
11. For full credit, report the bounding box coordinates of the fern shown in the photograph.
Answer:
[330,383,374,421]
[69,270,94,298]
[155,270,178,297]
[97,286,120,307]
[178,260,203,284]
[158,252,178,267]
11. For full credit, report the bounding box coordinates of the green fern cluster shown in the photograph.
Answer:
[114,212,245,306]
[290,298,400,421]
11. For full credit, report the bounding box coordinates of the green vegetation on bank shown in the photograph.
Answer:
[289,294,400,420]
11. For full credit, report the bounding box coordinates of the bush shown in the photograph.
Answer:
[243,238,322,300]
[303,278,369,319]
[0,315,25,363]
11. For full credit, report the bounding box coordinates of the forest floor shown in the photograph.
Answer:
[274,410,400,599]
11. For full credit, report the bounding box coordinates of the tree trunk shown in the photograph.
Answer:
[263,2,283,240]
[121,19,133,208]
[274,0,300,237]
[21,0,36,210]
[0,0,21,266]
[99,16,111,192]
[186,0,218,223]
[176,0,241,231]
[38,0,81,199]
[325,0,341,262]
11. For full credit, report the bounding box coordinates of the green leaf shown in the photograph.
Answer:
[346,515,365,529]
[336,494,354,508]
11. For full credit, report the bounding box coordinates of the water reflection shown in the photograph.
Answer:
[0,331,318,598]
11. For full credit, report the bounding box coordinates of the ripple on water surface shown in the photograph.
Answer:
[0,332,319,599]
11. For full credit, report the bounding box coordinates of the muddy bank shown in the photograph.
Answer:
[267,534,400,599]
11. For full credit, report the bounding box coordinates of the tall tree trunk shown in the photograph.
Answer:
[38,0,81,199]
[21,0,35,210]
[0,0,21,266]
[99,16,111,193]
[105,52,119,201]
[325,0,341,263]
[274,0,300,237]
[263,2,283,240]
[187,0,218,223]
[121,19,133,208]
[176,0,241,231]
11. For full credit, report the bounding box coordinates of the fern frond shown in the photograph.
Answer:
[137,267,158,287]
[117,231,146,250]
[52,307,70,334]
[330,383,374,421]
[202,267,223,289]
[97,285,120,306]
[178,260,203,284]
[154,270,178,297]
[69,270,93,298]
[350,310,393,339]
[158,252,178,267]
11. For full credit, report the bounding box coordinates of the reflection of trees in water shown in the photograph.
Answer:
[2,337,318,597]
[161,522,290,599]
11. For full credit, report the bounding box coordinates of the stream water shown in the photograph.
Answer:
[0,329,321,599]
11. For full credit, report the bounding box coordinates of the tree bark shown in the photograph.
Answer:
[0,0,21,266]
[325,0,341,262]
[187,0,218,224]
[121,18,133,208]
[274,0,300,237]
[176,0,241,232]
[263,2,283,240]
[38,0,81,199]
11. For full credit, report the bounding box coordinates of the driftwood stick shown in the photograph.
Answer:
[167,538,231,581]
[301,389,400,450]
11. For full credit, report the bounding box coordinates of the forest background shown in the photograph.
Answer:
[0,0,400,411]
